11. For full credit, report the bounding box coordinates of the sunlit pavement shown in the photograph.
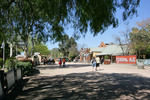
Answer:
[37,62,150,78]
[14,62,150,100]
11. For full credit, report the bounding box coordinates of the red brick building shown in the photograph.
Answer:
[79,42,128,63]
[80,48,91,62]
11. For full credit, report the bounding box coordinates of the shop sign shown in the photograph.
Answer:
[116,55,137,64]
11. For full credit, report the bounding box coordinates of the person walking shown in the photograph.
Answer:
[96,56,100,71]
[44,57,46,65]
[101,57,104,65]
[59,58,62,67]
[63,58,66,67]
[91,57,96,71]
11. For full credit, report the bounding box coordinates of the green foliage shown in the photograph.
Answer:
[15,62,33,76]
[130,19,150,58]
[51,48,61,58]
[0,42,11,58]
[59,35,77,57]
[34,43,51,55]
[5,57,16,70]
[0,58,3,69]
[104,55,109,59]
[0,0,140,43]
[69,45,79,61]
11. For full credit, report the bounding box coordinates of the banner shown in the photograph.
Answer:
[116,55,137,64]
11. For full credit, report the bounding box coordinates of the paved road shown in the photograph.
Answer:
[9,62,150,99]
[38,62,150,78]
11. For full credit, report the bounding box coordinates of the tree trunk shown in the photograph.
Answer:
[138,49,141,60]
[24,44,28,59]
[32,37,35,56]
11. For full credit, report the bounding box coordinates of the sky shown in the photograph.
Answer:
[46,0,150,50]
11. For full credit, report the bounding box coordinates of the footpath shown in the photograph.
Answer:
[5,62,150,100]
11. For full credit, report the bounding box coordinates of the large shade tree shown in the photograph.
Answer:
[69,45,79,61]
[0,0,140,43]
[130,18,150,59]
[59,35,77,57]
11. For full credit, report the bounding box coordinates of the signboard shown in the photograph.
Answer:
[116,55,137,64]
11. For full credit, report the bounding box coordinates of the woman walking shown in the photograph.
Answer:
[91,57,96,71]
[59,58,62,67]
[63,58,66,67]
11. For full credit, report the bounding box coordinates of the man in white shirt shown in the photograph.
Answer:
[96,56,100,71]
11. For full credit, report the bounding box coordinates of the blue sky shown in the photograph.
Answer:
[46,0,150,50]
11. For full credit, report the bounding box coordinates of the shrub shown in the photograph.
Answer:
[0,58,3,69]
[104,55,109,59]
[15,61,33,76]
[5,57,16,70]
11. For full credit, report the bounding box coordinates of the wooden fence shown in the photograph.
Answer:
[0,67,23,100]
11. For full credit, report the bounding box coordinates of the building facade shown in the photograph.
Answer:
[79,42,128,63]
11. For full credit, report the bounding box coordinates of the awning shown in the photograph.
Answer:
[112,53,124,56]
[84,54,89,57]
[96,53,112,56]
[96,53,124,56]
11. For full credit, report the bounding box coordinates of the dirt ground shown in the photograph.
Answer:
[4,62,150,100]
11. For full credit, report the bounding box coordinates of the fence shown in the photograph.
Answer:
[137,59,150,66]
[0,67,23,100]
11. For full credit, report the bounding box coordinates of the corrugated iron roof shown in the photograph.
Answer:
[90,45,127,55]
[90,47,105,52]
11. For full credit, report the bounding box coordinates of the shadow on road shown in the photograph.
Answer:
[4,77,30,100]
[36,63,92,70]
[15,72,150,100]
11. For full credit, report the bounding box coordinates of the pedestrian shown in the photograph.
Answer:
[101,57,104,65]
[91,57,96,71]
[96,56,100,71]
[63,58,65,67]
[59,58,62,67]
[44,58,46,65]
[45,58,47,65]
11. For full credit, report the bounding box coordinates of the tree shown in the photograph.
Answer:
[77,43,88,51]
[58,35,77,57]
[51,48,61,58]
[0,0,140,44]
[58,35,69,57]
[29,42,51,55]
[114,27,131,55]
[130,19,150,59]
[68,45,79,61]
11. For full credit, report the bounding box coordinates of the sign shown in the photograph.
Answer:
[116,55,137,64]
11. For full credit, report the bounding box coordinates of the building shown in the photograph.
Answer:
[79,42,128,63]
[80,48,91,62]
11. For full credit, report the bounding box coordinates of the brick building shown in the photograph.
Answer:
[79,42,128,63]
[80,48,91,62]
